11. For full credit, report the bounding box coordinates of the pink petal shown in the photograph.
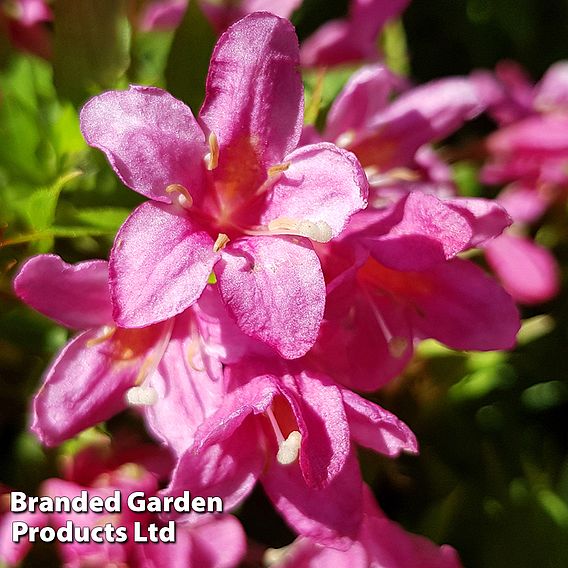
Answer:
[351,78,482,168]
[144,312,225,455]
[80,85,207,203]
[484,233,560,305]
[140,0,187,31]
[444,197,511,247]
[165,419,265,516]
[217,236,325,359]
[14,255,112,329]
[497,183,548,224]
[0,510,48,566]
[200,13,303,171]
[325,64,403,141]
[32,324,165,446]
[261,143,368,239]
[109,202,218,328]
[313,284,413,391]
[280,369,350,488]
[355,193,473,271]
[262,450,363,546]
[341,389,418,456]
[534,61,568,113]
[410,258,520,351]
[189,515,247,568]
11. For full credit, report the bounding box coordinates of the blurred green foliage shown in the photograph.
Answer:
[0,1,567,567]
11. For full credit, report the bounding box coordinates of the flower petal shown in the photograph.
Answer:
[485,233,560,305]
[200,13,303,170]
[217,236,325,359]
[262,450,363,546]
[109,201,218,328]
[80,85,206,202]
[341,389,418,456]
[325,64,403,141]
[261,143,368,239]
[144,312,225,455]
[354,193,473,271]
[14,254,111,329]
[32,324,165,446]
[410,258,520,350]
[165,419,265,516]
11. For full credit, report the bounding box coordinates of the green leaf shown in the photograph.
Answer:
[165,0,216,111]
[53,0,131,105]
[72,207,130,231]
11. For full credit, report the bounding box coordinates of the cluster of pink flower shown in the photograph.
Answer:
[5,1,567,566]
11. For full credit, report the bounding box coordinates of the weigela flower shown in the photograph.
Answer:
[1,0,51,59]
[162,356,417,545]
[265,485,462,568]
[300,0,410,67]
[0,440,246,568]
[14,254,229,447]
[80,13,368,359]
[140,0,301,33]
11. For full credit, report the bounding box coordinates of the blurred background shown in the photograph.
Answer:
[1,0,568,566]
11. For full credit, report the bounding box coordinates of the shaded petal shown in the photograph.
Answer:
[200,13,303,170]
[0,510,48,567]
[14,254,111,329]
[165,419,264,516]
[140,0,186,31]
[410,258,520,350]
[444,197,511,247]
[109,202,217,328]
[325,64,403,141]
[350,78,482,168]
[361,488,463,568]
[352,193,472,271]
[534,61,568,113]
[497,183,548,224]
[145,312,225,455]
[80,85,206,202]
[280,369,350,488]
[261,143,368,239]
[217,236,325,359]
[189,515,247,568]
[484,233,560,305]
[32,324,165,446]
[313,283,413,391]
[341,389,418,456]
[262,450,363,546]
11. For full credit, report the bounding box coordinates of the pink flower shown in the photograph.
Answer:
[163,356,417,545]
[0,440,246,568]
[300,0,410,67]
[14,254,229,447]
[266,485,462,568]
[140,0,301,33]
[1,0,52,59]
[80,13,368,359]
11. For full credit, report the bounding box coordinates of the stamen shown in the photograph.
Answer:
[276,431,302,465]
[86,325,116,347]
[133,319,175,387]
[267,162,291,177]
[366,293,408,359]
[213,232,230,252]
[336,130,355,148]
[166,183,193,210]
[205,132,219,170]
[125,386,158,407]
[267,217,333,243]
[266,407,302,466]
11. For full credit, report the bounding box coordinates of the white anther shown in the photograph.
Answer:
[213,233,230,252]
[166,184,193,210]
[276,430,302,465]
[126,386,158,407]
[335,130,355,148]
